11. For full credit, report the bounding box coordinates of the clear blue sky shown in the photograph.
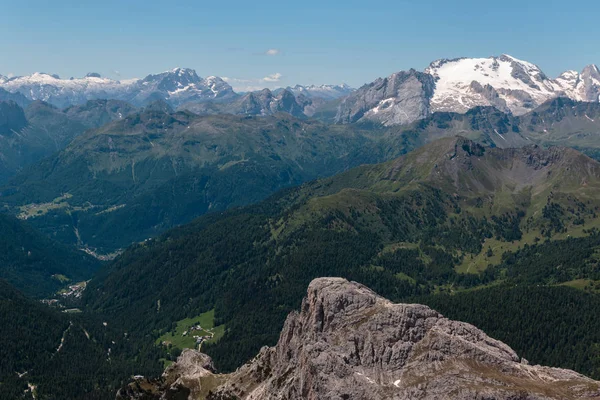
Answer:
[1,0,598,91]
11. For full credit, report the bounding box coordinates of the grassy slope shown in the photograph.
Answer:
[157,309,225,350]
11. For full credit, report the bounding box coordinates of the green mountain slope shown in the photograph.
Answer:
[0,99,136,183]
[83,137,600,374]
[521,97,600,149]
[0,213,100,298]
[0,280,163,399]
[1,111,421,252]
[417,284,600,379]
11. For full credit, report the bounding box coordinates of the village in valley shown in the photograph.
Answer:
[157,309,225,357]
[181,322,216,349]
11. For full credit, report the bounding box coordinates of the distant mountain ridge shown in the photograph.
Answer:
[336,54,600,126]
[278,83,354,100]
[0,68,237,108]
[5,97,600,252]
[180,88,308,118]
[4,56,597,123]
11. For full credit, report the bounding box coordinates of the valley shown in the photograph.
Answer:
[80,137,600,379]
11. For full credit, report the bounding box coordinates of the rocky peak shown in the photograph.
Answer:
[119,278,600,399]
[142,68,202,91]
[579,64,600,102]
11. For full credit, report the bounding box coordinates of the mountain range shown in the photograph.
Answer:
[3,55,598,125]
[276,83,354,100]
[0,68,236,108]
[0,69,353,111]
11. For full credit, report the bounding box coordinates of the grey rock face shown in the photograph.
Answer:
[116,350,222,400]
[335,70,435,126]
[208,278,600,400]
[469,81,510,113]
[580,65,600,102]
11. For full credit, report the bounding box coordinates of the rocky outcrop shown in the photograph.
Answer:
[120,278,600,400]
[116,350,223,400]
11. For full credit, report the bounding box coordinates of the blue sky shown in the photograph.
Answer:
[1,0,598,91]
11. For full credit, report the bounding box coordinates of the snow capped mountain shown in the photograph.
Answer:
[426,55,559,115]
[336,55,600,126]
[0,68,236,108]
[0,73,131,108]
[285,83,354,100]
[129,68,236,106]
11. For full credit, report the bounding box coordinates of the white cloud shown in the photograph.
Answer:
[265,49,280,56]
[224,73,284,92]
[262,72,282,82]
[222,77,254,84]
